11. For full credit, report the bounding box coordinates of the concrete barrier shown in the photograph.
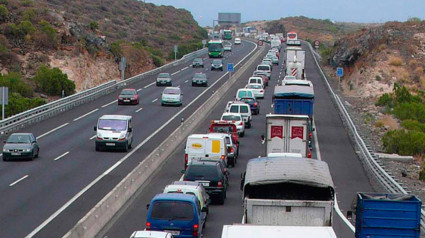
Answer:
[63,41,267,238]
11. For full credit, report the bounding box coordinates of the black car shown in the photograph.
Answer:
[192,58,204,68]
[192,73,208,87]
[211,59,223,71]
[3,133,39,161]
[183,161,229,204]
[240,97,260,115]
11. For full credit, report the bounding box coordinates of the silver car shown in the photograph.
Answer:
[156,73,172,86]
[161,87,183,106]
[3,133,39,161]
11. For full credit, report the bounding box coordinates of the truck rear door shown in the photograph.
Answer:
[266,117,287,154]
[287,118,308,157]
[187,137,207,163]
[205,137,222,161]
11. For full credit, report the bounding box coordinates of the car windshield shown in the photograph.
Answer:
[208,43,222,51]
[212,60,222,64]
[7,134,31,143]
[193,58,202,63]
[222,115,241,121]
[257,65,270,71]
[158,73,170,78]
[164,88,180,95]
[240,106,249,113]
[248,84,262,89]
[194,74,206,79]
[151,201,194,220]
[185,164,219,181]
[121,90,135,95]
[238,91,252,98]
[98,119,127,131]
[212,126,234,133]
[284,76,296,80]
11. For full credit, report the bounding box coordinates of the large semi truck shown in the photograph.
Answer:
[241,157,335,226]
[286,31,301,46]
[286,46,305,79]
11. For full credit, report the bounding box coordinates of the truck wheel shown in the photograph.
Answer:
[95,143,100,152]
[240,132,245,137]
[123,142,128,152]
[217,193,225,205]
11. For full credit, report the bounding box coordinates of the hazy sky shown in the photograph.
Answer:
[145,0,425,26]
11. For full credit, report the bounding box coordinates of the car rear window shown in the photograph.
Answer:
[229,105,239,113]
[212,126,234,133]
[257,65,270,71]
[222,115,241,121]
[158,73,170,78]
[164,88,180,94]
[151,201,194,220]
[212,60,222,64]
[240,106,249,113]
[248,84,262,89]
[185,165,219,181]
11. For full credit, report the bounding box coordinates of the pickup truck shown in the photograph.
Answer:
[241,157,334,226]
[221,225,337,238]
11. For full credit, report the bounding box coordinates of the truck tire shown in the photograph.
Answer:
[240,132,245,137]
[217,193,225,205]
[95,143,100,152]
[123,142,128,152]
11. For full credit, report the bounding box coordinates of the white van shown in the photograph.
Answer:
[228,102,252,128]
[94,115,133,152]
[235,88,255,101]
[164,181,210,214]
[247,77,264,88]
[185,134,228,168]
[256,64,271,79]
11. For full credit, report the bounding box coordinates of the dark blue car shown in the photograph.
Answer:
[240,97,260,115]
[146,193,206,238]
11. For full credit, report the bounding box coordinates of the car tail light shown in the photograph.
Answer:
[230,147,234,153]
[193,224,199,237]
[307,152,312,158]
[217,181,223,188]
[96,137,102,140]
[221,155,225,161]
[254,102,258,106]
[239,122,243,125]
[260,90,264,93]
[118,137,126,141]
[185,154,188,167]
[146,222,151,230]
[309,132,313,139]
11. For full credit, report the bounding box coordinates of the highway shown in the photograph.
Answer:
[0,40,256,238]
[100,42,375,238]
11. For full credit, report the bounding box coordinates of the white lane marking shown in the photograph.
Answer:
[136,88,142,92]
[89,135,96,140]
[101,100,117,108]
[25,41,258,238]
[9,175,29,187]
[54,151,70,161]
[179,174,184,181]
[152,98,158,103]
[181,66,188,71]
[73,109,99,122]
[171,71,180,76]
[136,107,143,112]
[37,123,69,139]
[144,82,155,88]
[185,80,188,83]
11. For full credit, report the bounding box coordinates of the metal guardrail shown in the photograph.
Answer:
[306,41,425,232]
[0,48,208,137]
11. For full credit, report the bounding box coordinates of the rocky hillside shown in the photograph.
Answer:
[0,0,207,92]
[246,16,373,47]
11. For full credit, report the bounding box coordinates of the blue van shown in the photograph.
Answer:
[146,193,206,238]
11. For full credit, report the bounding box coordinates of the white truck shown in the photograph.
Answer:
[285,46,305,79]
[270,39,281,50]
[221,225,337,238]
[241,157,335,226]
[265,114,311,158]
[286,31,301,46]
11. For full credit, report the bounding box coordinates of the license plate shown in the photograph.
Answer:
[11,152,21,155]
[123,100,130,102]
[165,230,180,235]
[201,182,209,187]
[105,143,115,146]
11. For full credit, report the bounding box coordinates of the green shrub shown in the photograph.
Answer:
[89,21,99,31]
[168,42,202,60]
[39,20,57,41]
[19,20,35,35]
[0,72,33,97]
[169,33,180,41]
[419,163,425,181]
[146,46,162,57]
[4,92,45,117]
[393,102,425,123]
[32,66,75,96]
[383,129,425,155]
[21,0,33,6]
[21,8,36,22]
[401,119,425,133]
[320,47,332,59]
[151,55,163,67]
[375,93,393,107]
[0,4,8,22]
[110,41,122,57]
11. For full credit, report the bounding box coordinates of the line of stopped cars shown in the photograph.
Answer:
[129,44,280,238]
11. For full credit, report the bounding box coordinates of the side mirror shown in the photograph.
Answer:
[146,204,150,210]
[128,128,132,132]
[93,126,97,131]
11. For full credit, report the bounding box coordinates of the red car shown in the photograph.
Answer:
[118,88,140,105]
[209,120,239,146]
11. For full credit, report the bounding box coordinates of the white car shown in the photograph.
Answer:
[227,101,252,128]
[221,112,245,137]
[235,88,255,101]
[161,87,183,106]
[246,83,264,99]
[234,38,241,45]
[130,230,174,238]
[283,75,296,80]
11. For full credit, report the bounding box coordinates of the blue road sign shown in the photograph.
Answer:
[336,67,344,77]
[227,63,234,72]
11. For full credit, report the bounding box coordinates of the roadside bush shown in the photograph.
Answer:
[383,129,425,155]
[89,21,99,31]
[389,57,403,66]
[4,92,45,117]
[0,4,8,22]
[151,54,163,67]
[167,42,202,60]
[0,72,33,97]
[419,163,425,181]
[401,119,425,133]
[394,102,425,123]
[32,66,75,96]
[110,41,122,58]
